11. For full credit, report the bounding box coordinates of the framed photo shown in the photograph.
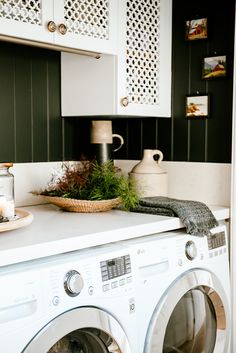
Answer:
[185,18,208,41]
[202,55,227,79]
[186,95,209,118]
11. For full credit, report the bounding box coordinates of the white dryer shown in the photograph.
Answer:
[124,224,231,353]
[0,242,137,353]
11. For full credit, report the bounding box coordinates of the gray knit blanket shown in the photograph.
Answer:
[131,196,218,236]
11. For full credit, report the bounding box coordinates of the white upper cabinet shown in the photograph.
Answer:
[54,0,118,54]
[61,0,172,117]
[0,0,53,43]
[0,0,118,55]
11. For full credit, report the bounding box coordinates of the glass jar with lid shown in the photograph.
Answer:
[0,163,15,220]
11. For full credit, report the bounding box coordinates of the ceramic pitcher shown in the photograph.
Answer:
[129,149,168,197]
[90,120,124,164]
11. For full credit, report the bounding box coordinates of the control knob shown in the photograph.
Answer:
[64,270,84,296]
[185,241,197,260]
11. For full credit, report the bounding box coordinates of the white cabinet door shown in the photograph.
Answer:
[0,0,117,55]
[0,0,54,44]
[116,0,172,117]
[53,0,118,55]
[61,0,172,118]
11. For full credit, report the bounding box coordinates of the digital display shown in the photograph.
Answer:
[207,231,226,250]
[100,255,131,281]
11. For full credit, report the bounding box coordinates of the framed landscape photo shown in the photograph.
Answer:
[186,95,209,118]
[202,55,227,80]
[185,18,208,41]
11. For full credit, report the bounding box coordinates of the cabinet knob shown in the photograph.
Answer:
[58,23,68,35]
[121,97,129,107]
[47,21,57,33]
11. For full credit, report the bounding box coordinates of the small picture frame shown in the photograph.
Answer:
[202,55,227,80]
[185,18,208,41]
[186,95,209,118]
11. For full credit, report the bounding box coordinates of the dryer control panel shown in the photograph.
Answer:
[207,231,226,250]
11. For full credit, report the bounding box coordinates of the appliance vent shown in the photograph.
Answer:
[126,0,161,105]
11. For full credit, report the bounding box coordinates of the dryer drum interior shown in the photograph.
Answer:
[145,269,230,353]
[22,307,128,353]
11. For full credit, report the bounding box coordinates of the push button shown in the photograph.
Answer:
[119,279,126,286]
[127,276,132,283]
[102,284,110,292]
[111,281,118,289]
[88,286,94,295]
[52,296,60,306]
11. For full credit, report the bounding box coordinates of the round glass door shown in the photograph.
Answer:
[163,288,217,353]
[145,270,230,353]
[23,307,131,353]
[47,328,119,353]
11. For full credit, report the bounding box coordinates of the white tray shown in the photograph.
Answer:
[0,208,33,232]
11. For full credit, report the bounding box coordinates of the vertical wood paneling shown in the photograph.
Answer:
[142,119,158,149]
[171,0,191,161]
[47,51,62,161]
[14,48,32,162]
[63,117,77,160]
[31,49,48,162]
[0,44,15,162]
[189,121,206,162]
[126,120,142,159]
[171,0,234,163]
[157,118,172,161]
[0,42,62,163]
[207,81,233,162]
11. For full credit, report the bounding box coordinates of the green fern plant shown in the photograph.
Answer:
[39,161,138,211]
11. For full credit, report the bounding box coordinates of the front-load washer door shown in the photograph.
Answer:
[145,269,230,353]
[22,307,131,353]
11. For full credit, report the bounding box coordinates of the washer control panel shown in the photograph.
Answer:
[100,255,131,282]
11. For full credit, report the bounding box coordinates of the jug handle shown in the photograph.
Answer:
[152,150,163,164]
[112,134,124,152]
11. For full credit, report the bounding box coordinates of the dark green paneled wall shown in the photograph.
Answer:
[0,0,234,163]
[0,42,62,163]
[171,0,235,163]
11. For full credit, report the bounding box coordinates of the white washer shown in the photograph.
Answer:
[0,242,137,353]
[124,224,231,353]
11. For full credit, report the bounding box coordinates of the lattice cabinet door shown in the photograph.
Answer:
[54,0,118,55]
[0,0,54,44]
[61,0,172,117]
[116,0,172,117]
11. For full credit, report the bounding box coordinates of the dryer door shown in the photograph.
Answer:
[22,307,131,353]
[145,269,230,353]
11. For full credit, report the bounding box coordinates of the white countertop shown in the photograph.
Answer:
[0,204,230,268]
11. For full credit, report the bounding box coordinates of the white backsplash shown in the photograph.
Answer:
[12,162,63,207]
[12,160,231,207]
[115,160,231,207]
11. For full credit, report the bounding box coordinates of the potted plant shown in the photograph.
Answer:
[34,160,138,212]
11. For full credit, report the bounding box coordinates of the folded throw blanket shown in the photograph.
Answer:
[131,196,218,236]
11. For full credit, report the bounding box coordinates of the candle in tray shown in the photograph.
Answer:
[0,195,15,219]
[0,163,15,220]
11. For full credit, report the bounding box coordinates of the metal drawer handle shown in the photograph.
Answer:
[47,21,57,33]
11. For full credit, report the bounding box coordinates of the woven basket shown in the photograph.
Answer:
[42,196,121,213]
